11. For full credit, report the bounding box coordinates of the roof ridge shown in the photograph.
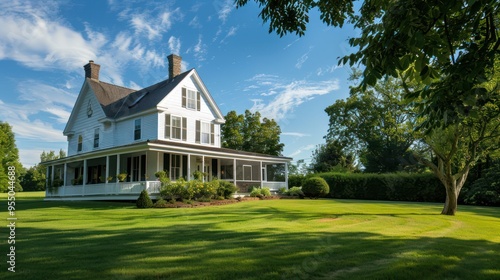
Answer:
[89,78,137,92]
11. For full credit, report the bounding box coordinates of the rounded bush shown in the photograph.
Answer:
[261,187,271,196]
[136,190,153,208]
[302,177,330,198]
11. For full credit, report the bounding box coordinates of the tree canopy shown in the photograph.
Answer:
[236,0,500,215]
[21,150,66,192]
[221,110,284,156]
[325,70,419,172]
[0,121,23,192]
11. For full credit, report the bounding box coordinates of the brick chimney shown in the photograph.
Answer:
[84,60,100,80]
[167,54,182,79]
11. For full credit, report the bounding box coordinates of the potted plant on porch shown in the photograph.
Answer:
[117,172,128,182]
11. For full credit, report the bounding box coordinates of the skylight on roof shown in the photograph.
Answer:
[128,91,149,108]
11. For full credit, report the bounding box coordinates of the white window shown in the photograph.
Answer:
[165,114,187,141]
[171,154,181,181]
[172,116,182,140]
[187,89,197,109]
[201,122,210,144]
[134,119,141,140]
[182,88,200,111]
[93,128,99,148]
[77,135,83,152]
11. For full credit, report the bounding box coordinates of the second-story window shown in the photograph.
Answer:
[93,128,99,148]
[182,88,201,111]
[187,89,197,109]
[134,119,141,140]
[172,116,182,139]
[77,135,83,152]
[165,114,187,141]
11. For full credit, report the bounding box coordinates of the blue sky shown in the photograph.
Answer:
[0,0,356,167]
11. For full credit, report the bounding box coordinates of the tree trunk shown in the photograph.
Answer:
[441,183,458,215]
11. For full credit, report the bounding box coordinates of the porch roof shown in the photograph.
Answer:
[42,140,292,166]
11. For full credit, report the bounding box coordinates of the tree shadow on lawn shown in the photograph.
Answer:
[12,224,500,280]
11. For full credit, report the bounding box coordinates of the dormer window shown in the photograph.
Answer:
[182,88,200,111]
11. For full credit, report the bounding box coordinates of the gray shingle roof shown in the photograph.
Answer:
[87,79,135,106]
[90,70,191,119]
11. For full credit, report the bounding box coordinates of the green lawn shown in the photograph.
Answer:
[1,192,499,279]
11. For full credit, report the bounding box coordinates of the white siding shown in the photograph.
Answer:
[113,113,158,146]
[67,86,107,156]
[157,74,221,147]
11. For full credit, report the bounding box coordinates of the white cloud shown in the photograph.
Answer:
[317,64,344,76]
[295,53,309,69]
[0,2,98,71]
[220,26,238,43]
[288,144,316,158]
[249,78,340,121]
[217,0,234,23]
[189,16,202,28]
[282,132,310,137]
[193,35,207,61]
[168,36,181,55]
[129,9,180,41]
[0,80,76,142]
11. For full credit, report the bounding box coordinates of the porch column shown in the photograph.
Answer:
[156,152,160,172]
[285,162,289,189]
[45,166,50,196]
[63,163,67,186]
[105,156,110,184]
[260,161,263,188]
[201,156,205,182]
[51,164,55,187]
[187,154,191,181]
[82,159,87,196]
[116,154,121,183]
[233,159,237,187]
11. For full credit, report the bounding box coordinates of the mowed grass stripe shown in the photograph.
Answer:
[1,192,499,279]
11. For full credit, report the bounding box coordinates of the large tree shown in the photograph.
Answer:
[0,121,23,192]
[235,0,500,215]
[325,70,418,172]
[310,140,356,173]
[21,150,66,191]
[221,110,284,156]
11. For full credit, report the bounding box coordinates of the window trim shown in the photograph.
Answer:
[93,128,100,148]
[165,114,187,141]
[182,87,201,111]
[134,119,141,140]
[77,135,83,152]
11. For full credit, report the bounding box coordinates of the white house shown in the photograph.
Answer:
[44,55,291,200]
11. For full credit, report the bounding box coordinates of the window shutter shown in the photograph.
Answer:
[195,120,200,143]
[197,91,201,111]
[182,117,187,141]
[164,114,171,139]
[210,124,215,145]
[182,88,186,108]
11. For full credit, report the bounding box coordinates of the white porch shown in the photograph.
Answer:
[44,141,290,200]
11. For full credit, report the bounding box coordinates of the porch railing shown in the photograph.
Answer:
[46,181,162,198]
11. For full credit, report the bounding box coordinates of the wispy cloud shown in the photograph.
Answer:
[288,144,316,158]
[128,8,181,41]
[217,0,234,23]
[220,26,238,43]
[0,80,75,142]
[0,1,98,71]
[168,36,182,55]
[249,78,340,121]
[317,64,344,76]
[282,132,310,137]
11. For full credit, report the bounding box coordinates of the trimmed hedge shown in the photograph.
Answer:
[312,172,446,203]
